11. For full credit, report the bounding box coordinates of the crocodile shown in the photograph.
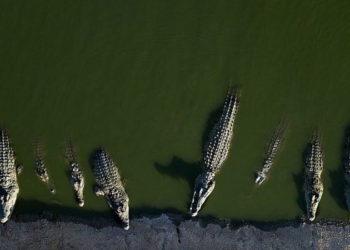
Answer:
[65,141,85,207]
[34,140,55,194]
[189,89,240,217]
[0,130,22,223]
[92,148,129,230]
[343,128,350,210]
[255,125,285,185]
[304,135,324,221]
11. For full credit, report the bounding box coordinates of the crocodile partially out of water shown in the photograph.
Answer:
[255,125,285,185]
[189,89,240,217]
[0,130,22,223]
[34,141,55,194]
[304,135,324,221]
[343,129,350,210]
[65,141,85,207]
[92,148,129,230]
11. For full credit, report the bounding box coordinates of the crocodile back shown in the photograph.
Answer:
[93,148,121,190]
[203,90,239,173]
[306,137,323,177]
[0,130,16,179]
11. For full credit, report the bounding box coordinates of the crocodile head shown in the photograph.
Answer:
[306,184,323,222]
[0,186,19,223]
[189,172,216,217]
[107,194,130,230]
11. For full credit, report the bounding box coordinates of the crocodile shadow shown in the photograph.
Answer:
[155,157,201,189]
[329,126,350,211]
[292,143,312,216]
[12,200,325,232]
[293,171,305,216]
[154,105,223,201]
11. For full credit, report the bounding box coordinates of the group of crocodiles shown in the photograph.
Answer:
[0,89,348,228]
[0,132,129,229]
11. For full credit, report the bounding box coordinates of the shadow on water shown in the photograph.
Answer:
[293,171,305,215]
[155,157,201,189]
[12,199,303,231]
[292,142,312,216]
[154,102,225,208]
[328,126,350,211]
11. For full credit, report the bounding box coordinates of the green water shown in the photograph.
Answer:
[1,0,350,222]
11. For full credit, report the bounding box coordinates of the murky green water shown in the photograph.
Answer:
[1,1,350,222]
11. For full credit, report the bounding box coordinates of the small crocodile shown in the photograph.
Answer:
[65,141,84,207]
[255,124,285,185]
[0,130,22,223]
[343,128,350,210]
[189,89,240,217]
[92,148,129,230]
[304,135,324,221]
[34,140,55,194]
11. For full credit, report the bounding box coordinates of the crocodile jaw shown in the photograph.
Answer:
[306,187,323,222]
[107,194,130,230]
[117,203,130,230]
[189,175,216,217]
[255,171,266,185]
[0,186,19,223]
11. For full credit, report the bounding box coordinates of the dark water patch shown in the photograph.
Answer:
[329,170,346,210]
[293,171,305,215]
[155,157,201,189]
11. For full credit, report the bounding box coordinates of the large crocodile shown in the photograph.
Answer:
[65,141,85,207]
[343,128,350,210]
[255,125,285,185]
[0,130,22,223]
[34,140,55,194]
[189,89,240,217]
[92,148,129,230]
[304,135,324,221]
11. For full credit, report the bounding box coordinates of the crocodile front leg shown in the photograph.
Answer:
[94,185,104,196]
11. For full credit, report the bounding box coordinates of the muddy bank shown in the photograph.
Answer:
[1,215,350,250]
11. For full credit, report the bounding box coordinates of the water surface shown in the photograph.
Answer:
[1,1,350,222]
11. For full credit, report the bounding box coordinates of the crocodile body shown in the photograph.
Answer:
[255,127,284,185]
[65,141,85,207]
[189,89,239,217]
[304,136,324,221]
[344,132,350,211]
[93,148,129,230]
[0,130,20,223]
[34,141,55,194]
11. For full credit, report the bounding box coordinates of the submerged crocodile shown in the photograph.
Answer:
[34,141,55,194]
[0,130,22,223]
[92,148,129,230]
[65,141,85,207]
[343,129,350,210]
[189,89,240,217]
[304,135,324,221]
[255,125,285,185]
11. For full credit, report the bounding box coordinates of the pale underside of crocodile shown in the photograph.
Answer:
[70,162,85,207]
[34,142,55,194]
[255,126,285,185]
[65,141,85,207]
[189,89,239,217]
[304,137,324,221]
[0,130,20,223]
[93,148,129,230]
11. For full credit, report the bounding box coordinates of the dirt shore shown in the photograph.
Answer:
[1,214,350,250]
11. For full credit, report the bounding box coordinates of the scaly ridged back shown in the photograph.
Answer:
[93,149,121,190]
[0,130,16,178]
[203,90,239,173]
[306,137,323,176]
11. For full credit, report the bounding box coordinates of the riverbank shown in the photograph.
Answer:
[1,214,350,249]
